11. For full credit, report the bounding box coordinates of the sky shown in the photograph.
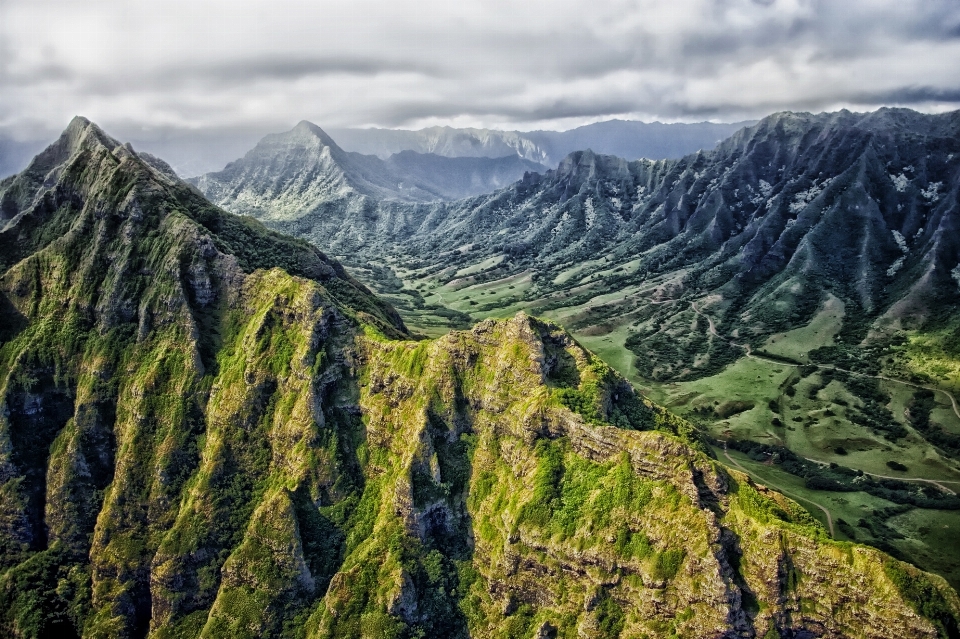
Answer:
[2,0,960,173]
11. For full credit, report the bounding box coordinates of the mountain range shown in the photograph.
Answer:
[201,108,960,377]
[0,119,750,182]
[2,116,958,638]
[328,119,753,166]
[190,121,548,210]
[194,107,960,595]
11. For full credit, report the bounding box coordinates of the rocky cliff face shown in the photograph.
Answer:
[0,119,958,638]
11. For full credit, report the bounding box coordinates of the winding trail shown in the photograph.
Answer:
[801,456,959,495]
[688,301,960,421]
[722,445,836,537]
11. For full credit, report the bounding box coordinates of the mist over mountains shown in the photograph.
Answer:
[329,119,753,166]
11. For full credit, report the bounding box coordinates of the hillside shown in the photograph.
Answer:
[1,119,957,638]
[198,107,960,590]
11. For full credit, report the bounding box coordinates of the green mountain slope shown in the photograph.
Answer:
[190,107,960,594]
[1,118,958,638]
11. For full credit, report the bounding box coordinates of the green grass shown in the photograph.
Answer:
[454,254,506,278]
[718,446,960,591]
[760,293,844,363]
[901,324,960,394]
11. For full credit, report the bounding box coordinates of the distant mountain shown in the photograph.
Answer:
[329,119,753,166]
[330,125,550,163]
[383,150,546,200]
[190,121,548,219]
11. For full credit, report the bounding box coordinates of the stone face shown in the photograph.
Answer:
[0,119,957,639]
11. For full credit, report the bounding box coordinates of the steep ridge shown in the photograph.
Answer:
[372,108,960,378]
[1,119,958,638]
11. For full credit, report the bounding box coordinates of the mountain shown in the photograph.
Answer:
[328,120,753,166]
[329,125,551,164]
[0,120,750,185]
[189,121,547,216]
[206,107,960,588]
[200,108,960,387]
[389,108,960,376]
[2,118,957,638]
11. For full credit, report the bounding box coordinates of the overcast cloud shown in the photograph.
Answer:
[2,0,959,169]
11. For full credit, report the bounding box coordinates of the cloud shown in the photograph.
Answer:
[1,0,959,147]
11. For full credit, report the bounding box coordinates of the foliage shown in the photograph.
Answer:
[884,560,960,639]
[726,439,960,509]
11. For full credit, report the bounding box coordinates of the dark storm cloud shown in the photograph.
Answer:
[856,87,960,106]
[1,0,959,146]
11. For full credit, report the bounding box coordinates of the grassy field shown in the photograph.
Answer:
[760,293,844,363]
[901,322,960,393]
[717,445,960,590]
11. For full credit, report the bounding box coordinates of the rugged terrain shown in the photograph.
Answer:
[194,107,960,590]
[1,119,958,638]
[190,121,546,210]
[198,109,960,379]
[328,120,752,167]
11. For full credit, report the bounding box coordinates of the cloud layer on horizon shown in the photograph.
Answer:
[2,0,960,141]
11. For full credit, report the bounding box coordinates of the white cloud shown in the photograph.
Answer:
[0,0,959,140]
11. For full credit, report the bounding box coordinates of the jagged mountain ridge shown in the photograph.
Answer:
[328,120,753,166]
[405,108,960,377]
[1,118,958,638]
[189,121,547,217]
[252,108,960,379]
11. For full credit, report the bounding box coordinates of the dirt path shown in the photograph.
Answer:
[800,456,960,495]
[722,446,836,537]
[688,301,960,421]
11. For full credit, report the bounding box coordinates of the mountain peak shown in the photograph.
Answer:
[289,119,340,149]
[65,114,91,133]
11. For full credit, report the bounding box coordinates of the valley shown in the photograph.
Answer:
[351,248,960,591]
[189,107,960,594]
